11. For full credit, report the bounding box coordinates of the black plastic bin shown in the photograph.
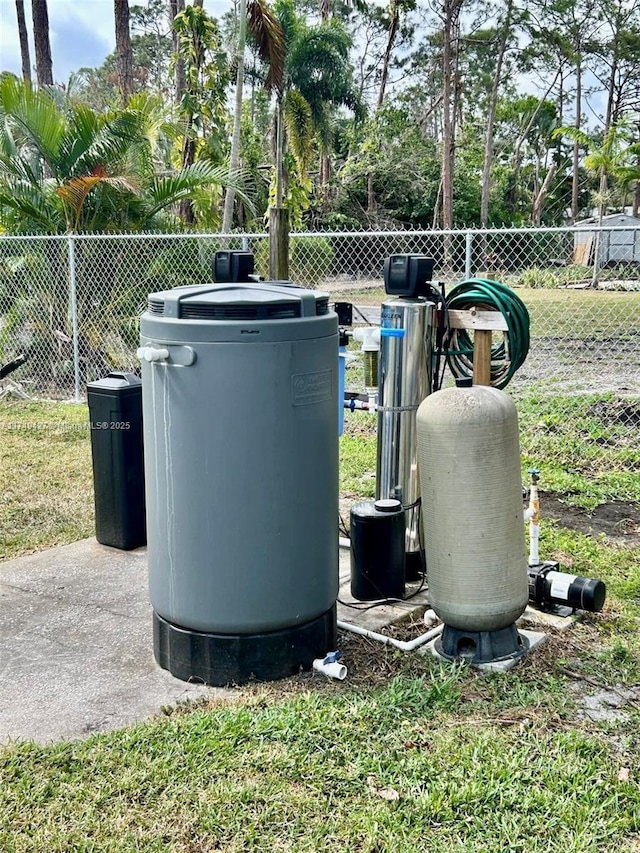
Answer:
[87,372,146,550]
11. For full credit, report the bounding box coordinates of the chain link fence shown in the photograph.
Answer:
[1,226,639,482]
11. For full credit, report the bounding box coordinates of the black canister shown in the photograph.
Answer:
[350,499,405,601]
[87,372,146,550]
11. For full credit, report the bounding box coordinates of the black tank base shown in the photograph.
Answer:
[405,549,425,582]
[153,605,337,687]
[435,623,530,665]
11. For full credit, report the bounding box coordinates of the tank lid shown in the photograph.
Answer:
[374,499,402,513]
[145,281,330,321]
[455,377,473,388]
[87,371,142,393]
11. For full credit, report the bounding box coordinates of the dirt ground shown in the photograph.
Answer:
[542,492,640,549]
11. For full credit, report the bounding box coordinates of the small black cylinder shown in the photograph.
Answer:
[87,372,146,550]
[350,499,405,601]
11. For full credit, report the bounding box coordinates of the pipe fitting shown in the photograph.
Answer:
[136,346,169,363]
[352,326,381,351]
[313,658,347,680]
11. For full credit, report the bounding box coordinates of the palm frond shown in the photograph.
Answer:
[248,0,287,94]
[552,126,592,148]
[0,181,64,232]
[58,105,102,176]
[284,90,314,175]
[147,162,255,219]
[0,77,65,179]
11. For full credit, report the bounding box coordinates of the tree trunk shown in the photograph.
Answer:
[480,0,513,229]
[367,172,375,214]
[222,0,247,233]
[114,0,134,105]
[377,4,399,112]
[270,95,289,280]
[178,126,196,224]
[274,94,286,208]
[32,0,53,86]
[15,0,31,82]
[442,0,461,233]
[571,56,582,222]
[366,0,400,213]
[531,162,557,225]
[170,0,186,105]
[320,154,331,195]
[432,177,443,229]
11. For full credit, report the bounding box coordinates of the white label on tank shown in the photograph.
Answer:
[549,572,577,600]
[292,371,332,406]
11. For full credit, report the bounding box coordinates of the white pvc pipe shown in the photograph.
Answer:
[313,659,347,680]
[136,346,169,363]
[339,536,350,549]
[527,478,541,566]
[344,398,377,412]
[529,524,540,565]
[337,619,443,652]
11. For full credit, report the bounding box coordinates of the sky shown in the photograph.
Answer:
[0,0,605,126]
[0,0,234,83]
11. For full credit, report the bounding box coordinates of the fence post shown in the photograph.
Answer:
[465,231,473,279]
[591,226,603,287]
[68,234,81,403]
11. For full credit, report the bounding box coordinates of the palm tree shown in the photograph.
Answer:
[556,121,640,221]
[0,77,242,234]
[267,0,359,276]
[555,119,640,284]
[222,0,285,233]
[172,3,232,224]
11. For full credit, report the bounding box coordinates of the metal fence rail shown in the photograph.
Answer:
[1,227,639,472]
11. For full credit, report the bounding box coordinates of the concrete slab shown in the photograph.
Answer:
[0,540,431,746]
[337,544,430,632]
[521,603,577,630]
[0,539,224,745]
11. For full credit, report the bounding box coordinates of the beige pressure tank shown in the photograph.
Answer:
[416,383,528,632]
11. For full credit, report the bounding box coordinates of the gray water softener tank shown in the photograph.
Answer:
[139,281,338,686]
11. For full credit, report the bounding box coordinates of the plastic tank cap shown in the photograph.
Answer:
[374,499,402,513]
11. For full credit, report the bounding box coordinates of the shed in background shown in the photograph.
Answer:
[574,213,640,265]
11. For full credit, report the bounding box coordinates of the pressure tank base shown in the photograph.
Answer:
[153,606,337,687]
[435,623,529,665]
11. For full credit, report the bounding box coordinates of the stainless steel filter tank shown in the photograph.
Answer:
[376,299,434,579]
[139,281,339,686]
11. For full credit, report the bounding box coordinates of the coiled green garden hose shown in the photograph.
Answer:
[444,278,530,390]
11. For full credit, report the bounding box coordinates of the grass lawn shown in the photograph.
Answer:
[1,667,639,852]
[0,401,93,561]
[1,365,640,850]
